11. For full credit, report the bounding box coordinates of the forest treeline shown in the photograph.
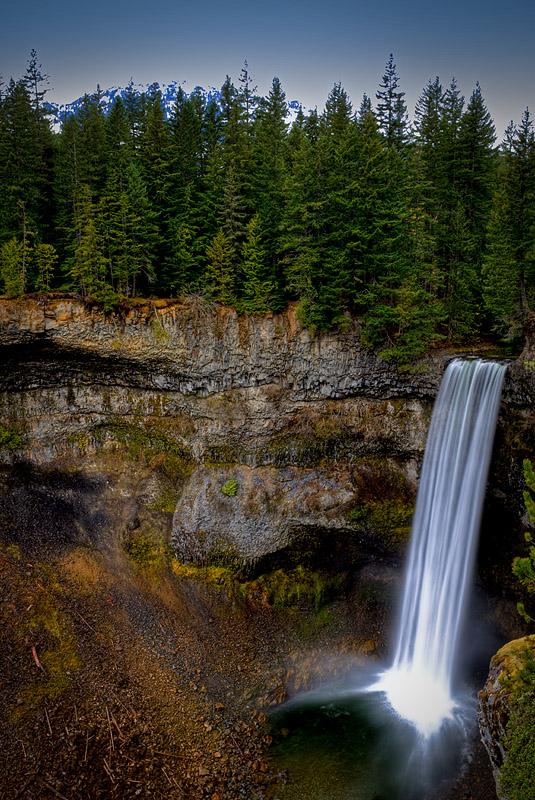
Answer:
[1,52,534,363]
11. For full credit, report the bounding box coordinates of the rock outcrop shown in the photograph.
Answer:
[478,635,535,799]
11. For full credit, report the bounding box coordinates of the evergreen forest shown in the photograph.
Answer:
[1,52,534,364]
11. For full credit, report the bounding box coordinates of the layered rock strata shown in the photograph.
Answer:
[0,297,532,565]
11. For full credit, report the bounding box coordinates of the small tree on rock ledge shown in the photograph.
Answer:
[513,459,535,622]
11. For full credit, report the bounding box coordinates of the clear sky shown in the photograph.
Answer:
[2,0,533,138]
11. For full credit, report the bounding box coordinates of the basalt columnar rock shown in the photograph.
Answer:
[0,296,533,568]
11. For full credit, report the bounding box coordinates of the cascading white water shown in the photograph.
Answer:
[373,358,506,738]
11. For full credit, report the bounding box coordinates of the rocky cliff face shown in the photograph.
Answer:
[0,297,432,564]
[0,296,533,568]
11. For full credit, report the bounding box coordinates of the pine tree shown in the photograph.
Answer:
[376,54,409,151]
[77,88,108,194]
[123,79,145,148]
[413,77,444,187]
[281,107,335,329]
[125,161,157,295]
[167,184,201,294]
[240,214,275,314]
[483,110,535,330]
[140,86,171,211]
[218,164,247,260]
[202,96,221,170]
[358,94,373,123]
[68,184,111,301]
[169,87,204,192]
[458,83,497,245]
[34,242,58,292]
[253,76,288,297]
[99,173,130,295]
[280,118,321,303]
[106,96,132,175]
[0,78,54,250]
[218,66,257,213]
[204,228,235,305]
[54,112,82,270]
[23,49,50,127]
[0,238,25,296]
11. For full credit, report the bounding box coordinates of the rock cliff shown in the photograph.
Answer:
[0,296,532,567]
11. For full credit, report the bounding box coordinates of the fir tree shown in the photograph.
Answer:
[240,214,275,314]
[167,184,201,295]
[34,242,58,292]
[204,228,235,305]
[0,78,53,248]
[23,49,50,127]
[253,76,288,295]
[68,184,111,301]
[0,238,25,296]
[376,54,409,151]
[483,110,535,330]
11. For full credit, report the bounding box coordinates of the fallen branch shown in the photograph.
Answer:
[35,777,70,800]
[73,608,97,634]
[44,706,53,736]
[12,776,36,799]
[102,757,116,783]
[230,733,243,756]
[106,705,115,751]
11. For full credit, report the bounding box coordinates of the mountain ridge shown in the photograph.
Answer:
[44,80,307,129]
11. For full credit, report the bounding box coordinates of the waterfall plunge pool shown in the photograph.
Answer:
[269,670,476,800]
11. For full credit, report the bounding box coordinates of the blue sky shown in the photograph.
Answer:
[2,0,533,138]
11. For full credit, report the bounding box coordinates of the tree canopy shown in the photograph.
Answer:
[1,52,533,363]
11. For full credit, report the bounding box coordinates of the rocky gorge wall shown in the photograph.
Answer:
[0,296,533,568]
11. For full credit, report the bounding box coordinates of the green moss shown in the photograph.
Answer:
[147,486,180,513]
[124,530,173,572]
[368,500,413,541]
[171,560,342,616]
[259,432,361,468]
[0,547,82,722]
[0,422,24,452]
[253,566,342,613]
[206,443,247,466]
[221,477,238,496]
[172,561,240,596]
[92,421,193,480]
[72,432,91,453]
[151,316,170,341]
[349,504,369,523]
[499,641,535,799]
[93,420,185,455]
[349,499,413,542]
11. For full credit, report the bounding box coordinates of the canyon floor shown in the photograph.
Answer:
[0,454,500,800]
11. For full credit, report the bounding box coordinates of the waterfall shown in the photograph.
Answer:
[373,358,506,738]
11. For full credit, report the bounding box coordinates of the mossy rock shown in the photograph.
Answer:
[0,422,24,452]
[124,529,173,573]
[493,636,535,800]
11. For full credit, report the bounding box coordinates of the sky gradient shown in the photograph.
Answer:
[2,0,533,138]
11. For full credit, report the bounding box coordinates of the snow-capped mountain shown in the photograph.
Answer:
[44,82,308,130]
